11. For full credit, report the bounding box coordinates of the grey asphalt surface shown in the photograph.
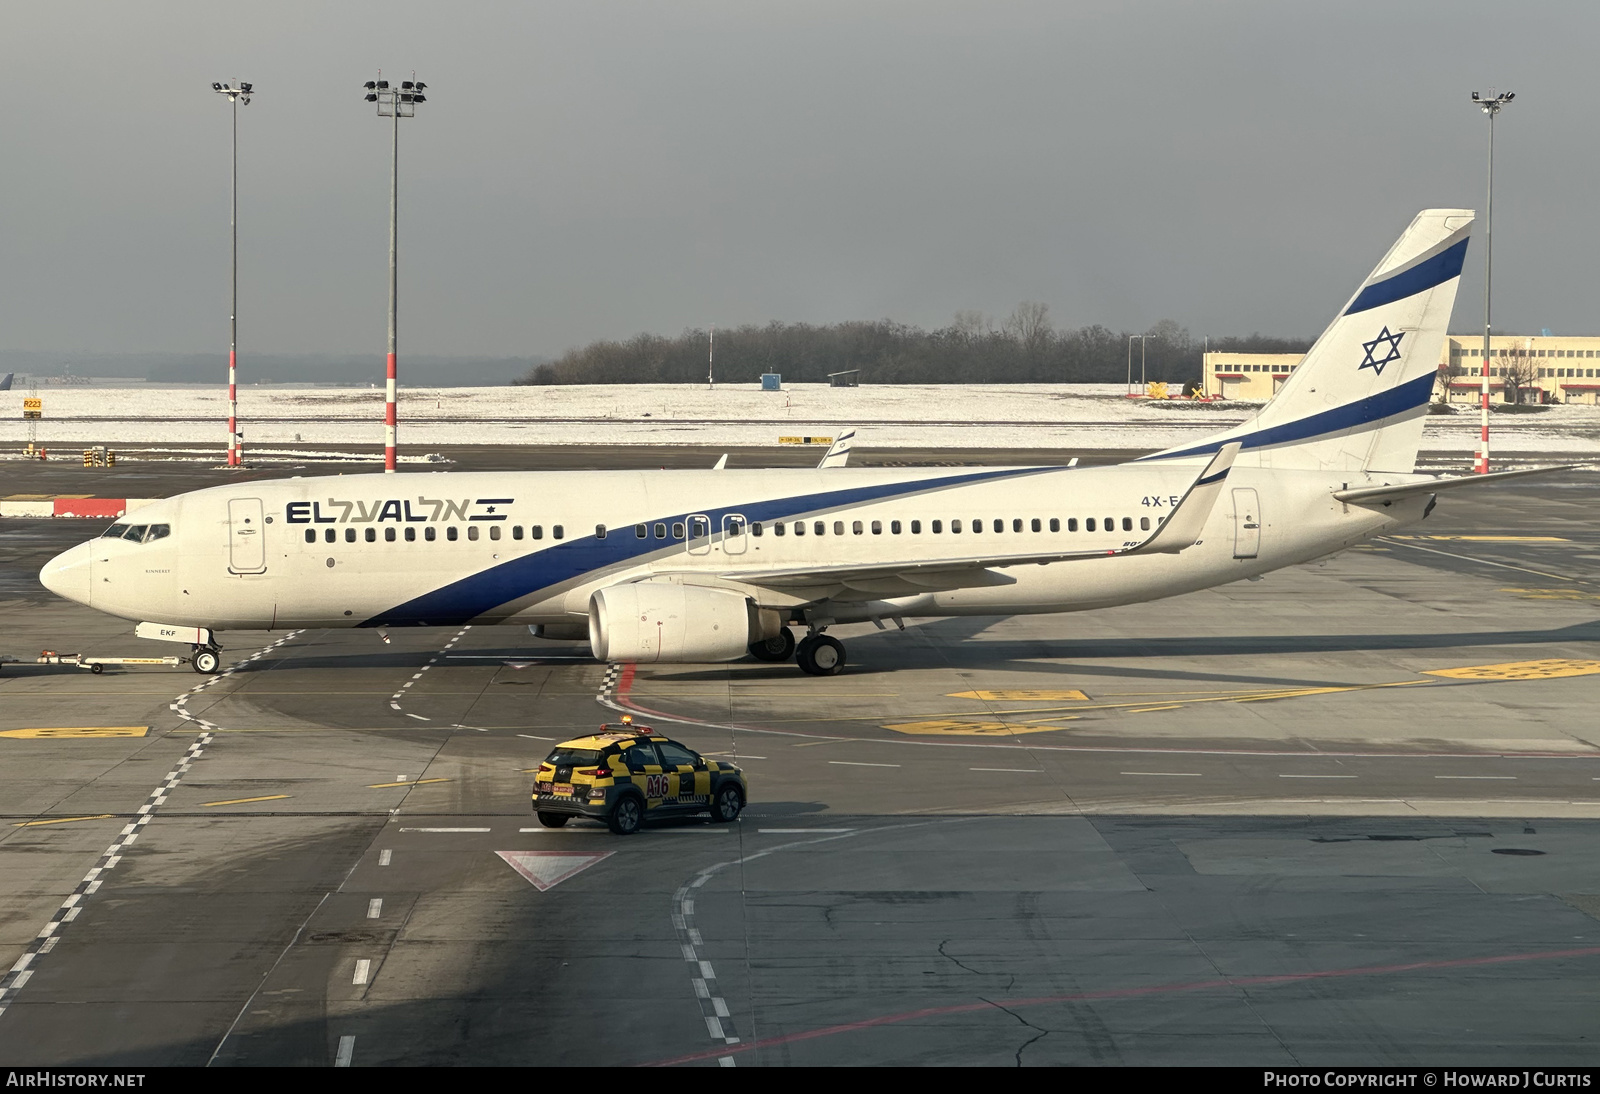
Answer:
[0,449,1598,1066]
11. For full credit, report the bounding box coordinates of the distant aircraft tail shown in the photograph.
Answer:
[818,429,856,469]
[0,372,13,391]
[1148,209,1472,473]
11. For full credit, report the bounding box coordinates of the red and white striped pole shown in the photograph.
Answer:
[1471,89,1512,474]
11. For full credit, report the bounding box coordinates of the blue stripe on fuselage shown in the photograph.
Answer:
[1139,369,1437,464]
[363,466,1057,626]
[1344,238,1467,316]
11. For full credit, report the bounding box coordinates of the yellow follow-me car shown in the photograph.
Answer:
[531,716,748,835]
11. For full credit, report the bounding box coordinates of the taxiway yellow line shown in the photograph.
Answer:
[12,814,116,827]
[202,795,290,807]
[367,777,450,788]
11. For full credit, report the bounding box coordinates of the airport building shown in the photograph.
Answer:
[1203,335,1600,405]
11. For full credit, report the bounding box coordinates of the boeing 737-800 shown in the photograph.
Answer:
[39,209,1562,675]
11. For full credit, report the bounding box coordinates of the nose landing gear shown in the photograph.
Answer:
[796,633,846,676]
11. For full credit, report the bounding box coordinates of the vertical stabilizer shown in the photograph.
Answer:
[1148,209,1472,472]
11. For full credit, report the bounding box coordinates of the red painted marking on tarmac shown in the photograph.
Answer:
[643,944,1600,1066]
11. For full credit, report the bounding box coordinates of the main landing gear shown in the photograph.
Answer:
[748,625,846,676]
[796,633,845,676]
[191,644,222,674]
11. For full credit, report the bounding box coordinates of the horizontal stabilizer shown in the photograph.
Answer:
[1333,464,1580,505]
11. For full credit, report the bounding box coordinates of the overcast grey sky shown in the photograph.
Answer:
[2,1,1595,358]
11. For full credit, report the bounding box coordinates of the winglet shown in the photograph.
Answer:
[1130,441,1240,554]
[818,429,856,469]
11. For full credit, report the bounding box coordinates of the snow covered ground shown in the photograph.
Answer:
[4,382,1599,459]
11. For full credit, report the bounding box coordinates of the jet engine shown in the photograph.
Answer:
[589,583,780,663]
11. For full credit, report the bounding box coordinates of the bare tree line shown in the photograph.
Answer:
[518,305,1310,387]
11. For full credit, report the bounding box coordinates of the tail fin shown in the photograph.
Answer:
[818,428,856,468]
[1149,209,1472,473]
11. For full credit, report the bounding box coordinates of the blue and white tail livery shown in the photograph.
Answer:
[1149,209,1473,473]
[38,209,1573,675]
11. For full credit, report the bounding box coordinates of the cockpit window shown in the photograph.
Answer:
[102,523,130,539]
[123,525,149,542]
[146,524,171,542]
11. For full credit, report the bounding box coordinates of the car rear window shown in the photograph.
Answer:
[545,747,603,767]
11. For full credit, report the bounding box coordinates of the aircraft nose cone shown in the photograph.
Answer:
[40,543,93,607]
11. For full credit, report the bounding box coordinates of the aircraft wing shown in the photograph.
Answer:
[1333,463,1579,505]
[704,442,1240,594]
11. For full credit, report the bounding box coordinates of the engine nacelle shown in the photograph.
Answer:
[589,583,767,663]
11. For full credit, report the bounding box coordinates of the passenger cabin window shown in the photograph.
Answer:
[1122,517,1133,532]
[511,525,523,540]
[814,522,825,536]
[951,520,962,533]
[635,524,647,538]
[833,521,845,536]
[1140,517,1150,531]
[971,519,982,533]
[931,520,942,533]
[490,525,501,541]
[1104,516,1114,530]
[1086,518,1096,532]
[595,524,607,539]
[773,522,785,537]
[1031,518,1041,532]
[467,526,480,542]
[889,520,900,534]
[852,521,863,535]
[793,522,804,536]
[873,521,883,535]
[447,527,458,541]
[1050,518,1061,532]
[1013,519,1023,533]
[751,522,763,537]
[346,528,357,542]
[553,525,564,540]
[671,522,685,539]
[365,528,377,542]
[325,528,336,543]
[1066,518,1076,532]
[405,527,417,541]
[425,526,437,542]
[385,527,396,542]
[531,525,543,540]
[911,520,921,534]
[304,529,315,543]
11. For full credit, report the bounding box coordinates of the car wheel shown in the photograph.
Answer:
[710,782,744,823]
[536,812,569,828]
[748,628,796,662]
[608,793,645,835]
[799,635,845,676]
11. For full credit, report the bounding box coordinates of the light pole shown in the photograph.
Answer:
[212,81,253,467]
[1470,89,1513,474]
[1126,334,1147,396]
[363,75,428,472]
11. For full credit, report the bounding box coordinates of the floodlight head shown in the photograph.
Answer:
[212,82,223,91]
[415,81,426,90]
[241,82,252,92]
[364,81,376,90]
[1504,91,1515,102]
[1471,91,1481,101]
[365,93,378,102]
[413,93,425,103]
[401,80,414,89]
[377,79,389,89]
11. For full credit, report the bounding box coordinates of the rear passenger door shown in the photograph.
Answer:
[623,741,671,809]
[655,740,706,810]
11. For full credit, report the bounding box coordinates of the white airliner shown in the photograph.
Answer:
[39,209,1562,675]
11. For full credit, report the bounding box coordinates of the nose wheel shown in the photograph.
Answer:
[191,646,222,674]
[796,634,845,676]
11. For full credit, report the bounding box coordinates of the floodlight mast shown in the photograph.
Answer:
[363,74,428,472]
[1470,89,1514,474]
[212,81,253,467]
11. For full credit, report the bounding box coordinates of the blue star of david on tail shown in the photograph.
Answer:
[1359,327,1405,376]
